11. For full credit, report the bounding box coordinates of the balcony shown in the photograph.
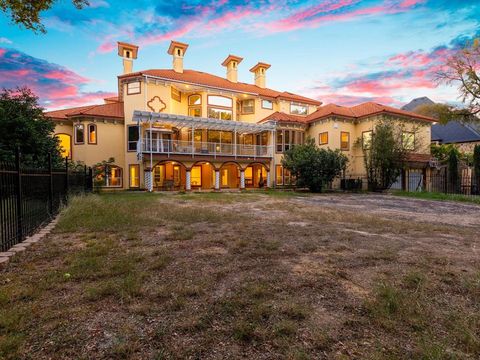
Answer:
[139,139,273,159]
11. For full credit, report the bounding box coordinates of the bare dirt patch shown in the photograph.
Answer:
[1,192,479,359]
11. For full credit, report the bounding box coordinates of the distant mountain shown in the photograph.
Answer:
[401,97,435,112]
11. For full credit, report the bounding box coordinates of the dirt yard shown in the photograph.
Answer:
[1,192,479,359]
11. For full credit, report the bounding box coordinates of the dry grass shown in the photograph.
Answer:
[0,192,479,359]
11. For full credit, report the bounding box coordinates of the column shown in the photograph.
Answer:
[240,170,245,190]
[186,170,191,191]
[215,170,220,190]
[145,169,153,192]
[266,171,271,189]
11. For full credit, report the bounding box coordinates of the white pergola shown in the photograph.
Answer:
[132,110,276,133]
[132,110,277,192]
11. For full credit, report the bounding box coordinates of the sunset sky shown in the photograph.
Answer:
[0,0,479,110]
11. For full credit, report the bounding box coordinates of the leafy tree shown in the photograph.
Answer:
[361,122,409,191]
[0,0,88,33]
[282,138,348,193]
[430,38,480,122]
[0,87,62,167]
[413,103,464,125]
[447,148,460,193]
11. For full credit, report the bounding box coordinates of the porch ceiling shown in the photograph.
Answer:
[133,110,276,134]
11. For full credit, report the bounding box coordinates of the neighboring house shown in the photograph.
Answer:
[402,97,480,154]
[46,41,435,191]
[431,121,480,153]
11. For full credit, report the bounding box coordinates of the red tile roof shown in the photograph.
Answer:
[258,111,308,124]
[118,69,321,106]
[45,102,124,120]
[306,102,436,123]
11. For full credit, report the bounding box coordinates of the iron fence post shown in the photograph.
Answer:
[84,164,88,192]
[48,153,53,215]
[15,147,23,242]
[65,157,69,202]
[88,167,93,191]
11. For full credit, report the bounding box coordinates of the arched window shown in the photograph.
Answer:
[88,124,97,144]
[56,133,72,159]
[188,94,202,117]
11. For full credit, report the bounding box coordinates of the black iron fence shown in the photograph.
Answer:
[340,167,480,197]
[0,149,93,252]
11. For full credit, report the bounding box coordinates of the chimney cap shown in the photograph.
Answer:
[167,40,189,55]
[221,54,244,67]
[117,42,139,59]
[249,62,271,73]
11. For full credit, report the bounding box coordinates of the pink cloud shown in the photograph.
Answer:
[0,47,115,110]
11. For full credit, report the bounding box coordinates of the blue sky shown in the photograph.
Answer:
[0,0,479,110]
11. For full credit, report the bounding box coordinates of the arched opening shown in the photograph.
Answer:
[245,162,268,188]
[152,160,187,191]
[191,161,216,190]
[219,162,241,189]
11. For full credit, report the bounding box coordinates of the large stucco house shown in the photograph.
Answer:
[46,40,436,191]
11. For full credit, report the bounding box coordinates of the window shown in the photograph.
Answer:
[127,125,139,151]
[191,166,202,187]
[290,102,308,115]
[362,131,372,150]
[319,132,328,145]
[276,130,304,153]
[127,81,141,95]
[188,94,202,117]
[88,124,97,144]
[241,99,255,114]
[208,95,232,108]
[262,99,273,110]
[275,165,294,186]
[340,132,350,151]
[207,130,232,144]
[402,132,415,150]
[129,164,140,188]
[276,165,283,185]
[171,87,181,102]
[74,124,84,144]
[208,108,232,120]
[95,164,122,187]
[188,94,202,105]
[188,129,203,142]
[56,134,71,159]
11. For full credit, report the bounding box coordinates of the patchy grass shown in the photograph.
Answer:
[392,190,480,205]
[1,192,479,359]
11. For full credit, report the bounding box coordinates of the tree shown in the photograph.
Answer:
[93,157,115,187]
[433,38,480,123]
[0,87,62,167]
[447,148,460,193]
[362,122,409,191]
[413,103,463,125]
[282,138,348,193]
[0,0,88,33]
[473,145,480,194]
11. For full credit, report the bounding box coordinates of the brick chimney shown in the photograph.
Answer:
[249,62,271,88]
[221,55,243,83]
[167,40,189,73]
[117,42,139,74]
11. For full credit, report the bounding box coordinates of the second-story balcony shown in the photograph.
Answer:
[141,139,273,158]
[133,110,277,160]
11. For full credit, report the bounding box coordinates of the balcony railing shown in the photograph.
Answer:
[137,139,273,158]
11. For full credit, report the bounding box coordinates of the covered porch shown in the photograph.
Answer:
[145,159,270,191]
